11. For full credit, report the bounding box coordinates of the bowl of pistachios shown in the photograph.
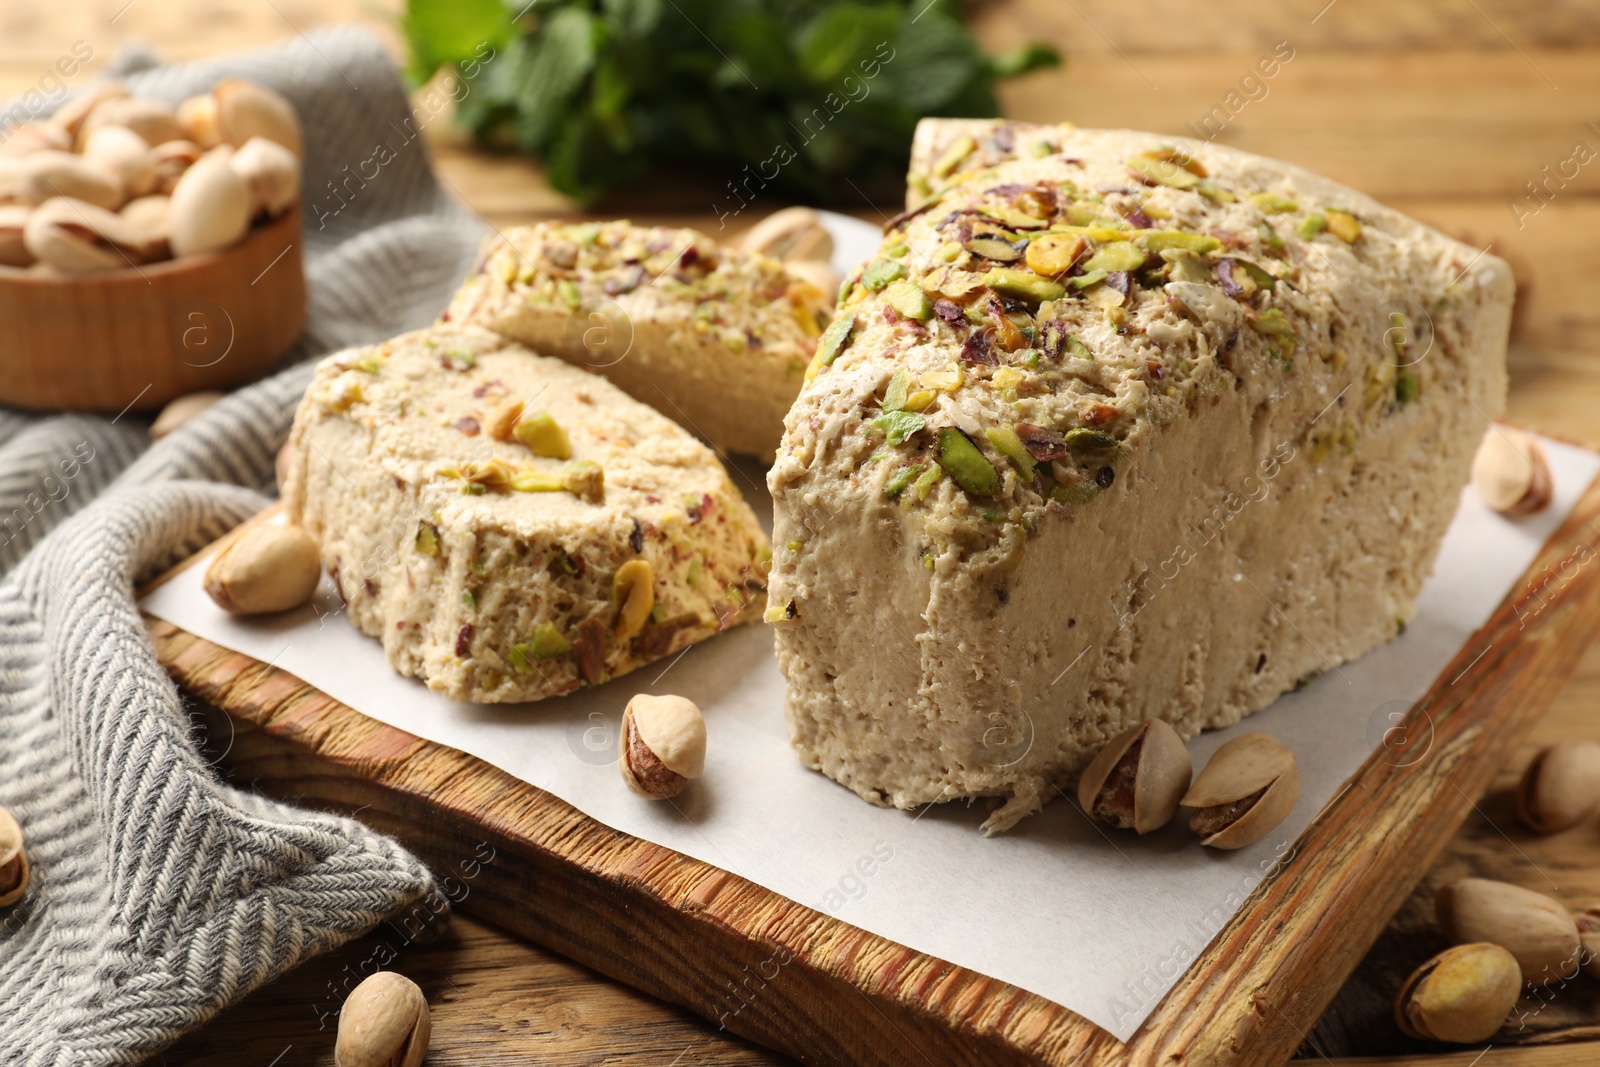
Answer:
[0,77,305,413]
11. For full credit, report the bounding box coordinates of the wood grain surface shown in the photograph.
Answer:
[6,0,1600,1063]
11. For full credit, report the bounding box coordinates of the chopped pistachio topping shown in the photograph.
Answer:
[985,425,1037,480]
[557,279,582,308]
[1325,209,1362,243]
[1250,192,1299,214]
[984,204,1048,230]
[984,267,1066,304]
[1024,232,1086,277]
[1082,242,1146,273]
[514,411,572,459]
[415,521,439,556]
[921,363,963,392]
[1297,214,1327,239]
[861,258,906,290]
[884,464,924,500]
[1395,369,1420,405]
[1062,427,1117,451]
[807,312,856,379]
[932,135,977,178]
[936,427,1001,497]
[1127,154,1200,189]
[911,463,944,500]
[1070,269,1108,290]
[884,281,933,320]
[528,621,572,659]
[1142,231,1221,254]
[874,409,927,446]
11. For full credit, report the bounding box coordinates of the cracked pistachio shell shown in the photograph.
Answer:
[12,150,121,210]
[1516,740,1600,834]
[0,806,27,908]
[213,78,303,157]
[1,122,73,158]
[1472,425,1552,517]
[82,124,157,200]
[1436,878,1580,986]
[77,96,184,151]
[1575,905,1600,981]
[335,971,430,1067]
[48,81,128,140]
[1395,943,1521,1044]
[619,694,706,799]
[23,197,128,274]
[168,146,251,257]
[1076,719,1192,834]
[204,523,322,615]
[1181,732,1298,849]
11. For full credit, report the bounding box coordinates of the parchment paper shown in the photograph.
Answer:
[140,215,1600,1041]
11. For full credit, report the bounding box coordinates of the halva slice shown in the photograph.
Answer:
[282,324,770,703]
[769,122,1512,832]
[446,220,832,462]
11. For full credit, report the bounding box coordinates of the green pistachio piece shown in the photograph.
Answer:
[1070,269,1109,290]
[415,521,439,556]
[1162,249,1212,283]
[985,425,1037,480]
[1298,214,1328,239]
[884,241,909,258]
[932,135,977,178]
[1142,232,1222,254]
[1127,154,1200,189]
[813,312,856,372]
[1325,208,1362,243]
[984,204,1048,230]
[514,411,572,459]
[1063,428,1117,451]
[884,281,933,321]
[528,621,572,659]
[911,463,944,501]
[1066,335,1094,359]
[1249,308,1296,338]
[1231,259,1278,291]
[561,460,604,503]
[936,240,963,263]
[936,428,1000,497]
[1082,242,1147,273]
[861,258,906,291]
[874,409,926,445]
[964,236,1025,262]
[983,268,1066,304]
[1395,369,1420,405]
[557,279,582,308]
[882,369,912,412]
[1250,192,1299,214]
[1258,221,1284,250]
[884,464,924,500]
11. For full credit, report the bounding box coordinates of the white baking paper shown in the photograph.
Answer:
[141,214,1600,1041]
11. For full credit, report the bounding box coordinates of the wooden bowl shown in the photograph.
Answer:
[0,207,306,413]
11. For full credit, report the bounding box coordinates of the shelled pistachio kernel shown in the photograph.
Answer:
[334,971,430,1067]
[1076,719,1193,834]
[619,693,706,800]
[1471,425,1552,517]
[514,410,572,459]
[203,523,321,616]
[0,806,28,908]
[1517,740,1600,834]
[1395,943,1521,1044]
[1436,878,1580,985]
[612,560,654,640]
[1180,733,1298,849]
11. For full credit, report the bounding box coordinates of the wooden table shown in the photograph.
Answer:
[5,1,1599,1063]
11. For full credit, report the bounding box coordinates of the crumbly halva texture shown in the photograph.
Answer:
[282,324,770,703]
[446,220,832,462]
[769,121,1512,832]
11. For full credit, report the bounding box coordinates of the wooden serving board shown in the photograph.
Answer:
[144,474,1600,1067]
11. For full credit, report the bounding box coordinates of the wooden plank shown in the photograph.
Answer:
[146,467,1600,1066]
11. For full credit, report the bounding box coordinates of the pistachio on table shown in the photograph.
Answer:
[0,805,29,908]
[1180,732,1298,849]
[1436,877,1580,986]
[1575,905,1600,981]
[335,971,430,1067]
[1471,425,1552,517]
[740,205,833,262]
[619,693,706,800]
[1076,718,1192,834]
[1517,740,1600,834]
[1395,942,1522,1044]
[203,522,322,616]
[150,391,225,439]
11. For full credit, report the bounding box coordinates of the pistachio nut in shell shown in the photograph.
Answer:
[1181,732,1299,849]
[334,971,430,1067]
[203,522,322,615]
[167,146,251,257]
[1076,719,1193,834]
[213,78,303,156]
[82,124,157,200]
[23,197,128,275]
[228,136,300,217]
[77,96,185,151]
[1472,425,1552,517]
[619,693,706,800]
[0,806,28,908]
[784,258,840,298]
[1516,740,1600,834]
[151,391,224,439]
[1395,943,1522,1044]
[0,122,73,158]
[740,206,833,261]
[1575,905,1600,981]
[1436,878,1580,986]
[151,139,203,195]
[12,150,122,210]
[115,195,172,261]
[47,81,128,140]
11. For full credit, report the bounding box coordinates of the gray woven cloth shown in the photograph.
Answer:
[0,29,486,1062]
